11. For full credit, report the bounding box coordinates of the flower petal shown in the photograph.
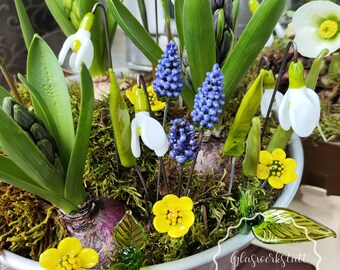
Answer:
[69,52,77,72]
[259,150,272,165]
[282,158,297,170]
[178,196,194,211]
[281,169,298,184]
[271,148,286,161]
[168,224,189,238]
[140,115,169,155]
[289,90,318,137]
[130,117,141,158]
[257,164,270,180]
[152,200,168,215]
[268,176,284,189]
[304,88,320,127]
[153,215,170,233]
[75,38,94,71]
[181,211,195,228]
[154,142,169,157]
[58,35,74,65]
[78,248,99,268]
[265,34,274,47]
[260,90,273,117]
[58,237,82,256]
[39,248,60,269]
[162,194,180,207]
[278,89,292,131]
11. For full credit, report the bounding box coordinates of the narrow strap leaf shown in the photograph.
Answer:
[45,0,76,36]
[0,86,10,104]
[224,70,265,156]
[27,35,75,170]
[64,64,93,205]
[0,155,77,213]
[174,0,185,51]
[183,0,216,91]
[253,208,336,244]
[109,69,136,168]
[105,0,163,65]
[14,0,34,49]
[0,107,65,194]
[221,0,288,104]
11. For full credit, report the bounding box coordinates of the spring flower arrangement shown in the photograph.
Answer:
[0,0,338,269]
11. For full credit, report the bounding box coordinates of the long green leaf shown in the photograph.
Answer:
[174,0,185,51]
[44,0,76,36]
[0,156,77,213]
[14,0,34,49]
[64,64,93,205]
[0,107,65,194]
[0,86,10,104]
[105,0,163,65]
[253,208,336,244]
[222,0,288,104]
[183,0,216,91]
[27,35,75,170]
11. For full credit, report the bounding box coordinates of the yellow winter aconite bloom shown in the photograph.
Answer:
[256,148,298,189]
[39,237,99,270]
[126,85,165,112]
[153,194,195,238]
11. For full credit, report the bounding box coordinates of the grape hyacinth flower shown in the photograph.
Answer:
[191,64,225,129]
[168,118,198,164]
[153,40,183,99]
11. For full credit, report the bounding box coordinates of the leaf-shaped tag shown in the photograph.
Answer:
[114,210,147,251]
[252,208,336,244]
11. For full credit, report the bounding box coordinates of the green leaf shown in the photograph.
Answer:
[252,208,336,244]
[0,106,65,195]
[64,64,93,205]
[27,35,75,170]
[0,86,10,104]
[45,0,76,36]
[266,126,293,152]
[105,0,163,65]
[114,210,147,251]
[232,0,241,32]
[14,0,34,49]
[109,69,136,168]
[183,0,216,91]
[181,83,195,111]
[0,156,77,213]
[174,0,185,51]
[222,0,288,104]
[224,70,265,156]
[305,49,329,90]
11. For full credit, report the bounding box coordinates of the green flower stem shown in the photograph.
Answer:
[177,164,184,197]
[305,49,329,89]
[266,126,293,152]
[0,57,23,104]
[228,156,237,194]
[328,52,340,76]
[184,129,204,196]
[134,164,151,202]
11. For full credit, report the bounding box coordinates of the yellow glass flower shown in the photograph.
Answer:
[39,237,99,270]
[153,194,195,238]
[256,148,298,189]
[126,85,165,112]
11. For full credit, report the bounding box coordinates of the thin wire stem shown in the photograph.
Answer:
[184,129,204,196]
[134,164,151,202]
[91,2,120,177]
[228,156,237,194]
[0,57,23,104]
[260,41,298,143]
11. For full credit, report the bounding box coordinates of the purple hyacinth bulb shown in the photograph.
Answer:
[168,118,198,164]
[153,40,183,99]
[191,64,225,129]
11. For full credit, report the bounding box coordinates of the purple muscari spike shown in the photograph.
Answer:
[191,64,225,129]
[168,118,198,164]
[153,40,183,99]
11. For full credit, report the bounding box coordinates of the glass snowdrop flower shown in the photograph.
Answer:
[260,70,283,117]
[292,0,340,58]
[278,61,320,137]
[128,85,168,158]
[58,13,95,72]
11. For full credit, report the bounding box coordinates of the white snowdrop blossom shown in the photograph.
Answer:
[278,61,320,137]
[58,13,95,72]
[261,70,283,117]
[131,112,169,158]
[292,1,340,58]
